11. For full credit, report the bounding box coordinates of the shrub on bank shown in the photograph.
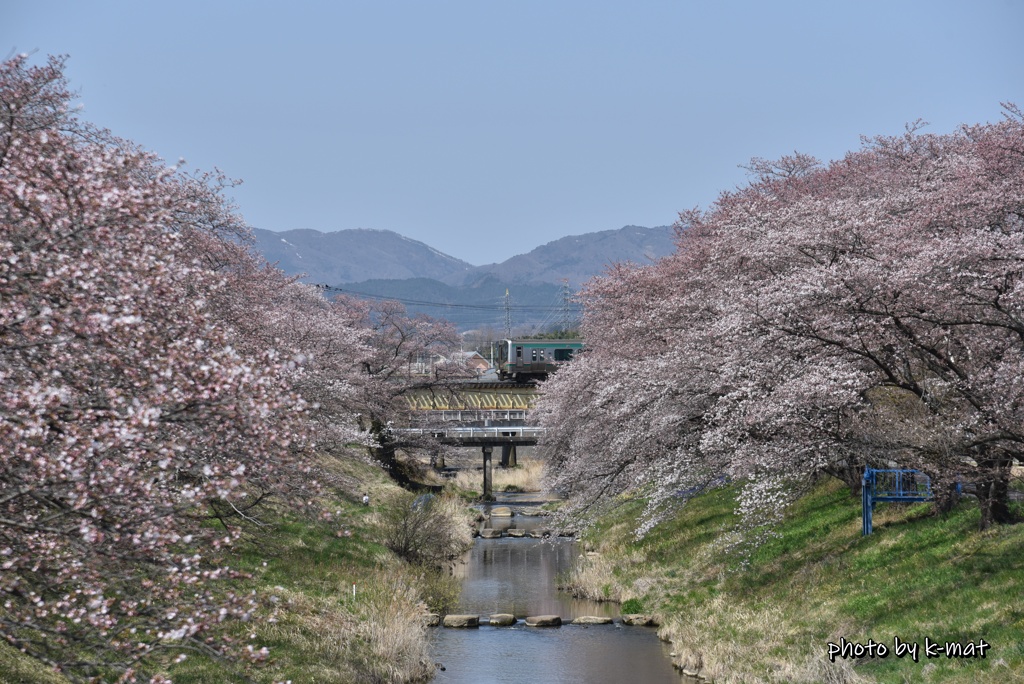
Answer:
[379,492,475,568]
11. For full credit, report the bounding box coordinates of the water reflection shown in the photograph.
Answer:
[454,537,614,619]
[431,622,683,684]
[430,508,685,683]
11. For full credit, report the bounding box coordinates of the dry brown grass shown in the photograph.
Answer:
[228,564,440,684]
[657,598,866,684]
[343,575,436,683]
[560,514,674,605]
[561,549,632,602]
[450,455,545,494]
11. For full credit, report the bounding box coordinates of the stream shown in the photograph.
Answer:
[428,493,688,683]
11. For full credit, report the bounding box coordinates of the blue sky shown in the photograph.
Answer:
[5,1,1022,265]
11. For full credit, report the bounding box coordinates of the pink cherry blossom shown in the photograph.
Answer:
[538,108,1024,539]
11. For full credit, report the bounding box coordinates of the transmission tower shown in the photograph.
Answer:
[504,288,512,339]
[561,279,572,334]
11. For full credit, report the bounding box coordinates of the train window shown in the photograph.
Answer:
[554,349,574,361]
[515,346,523,361]
[531,350,537,361]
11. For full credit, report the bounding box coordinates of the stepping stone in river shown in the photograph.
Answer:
[524,615,562,627]
[490,506,514,517]
[488,613,517,626]
[442,615,480,628]
[478,528,503,539]
[571,616,613,625]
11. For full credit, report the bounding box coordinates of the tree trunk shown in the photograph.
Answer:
[825,463,863,496]
[974,451,1016,530]
[933,481,961,515]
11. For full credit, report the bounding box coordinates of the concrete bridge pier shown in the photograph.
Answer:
[500,444,517,468]
[482,445,494,501]
[431,449,444,469]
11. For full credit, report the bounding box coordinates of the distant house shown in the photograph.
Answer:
[410,351,491,378]
[407,352,446,376]
[451,351,491,376]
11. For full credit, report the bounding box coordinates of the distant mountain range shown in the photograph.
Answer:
[442,225,675,289]
[250,225,676,332]
[251,228,474,284]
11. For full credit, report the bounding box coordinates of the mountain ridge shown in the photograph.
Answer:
[251,227,474,284]
[252,225,675,287]
[443,224,675,288]
[249,225,677,331]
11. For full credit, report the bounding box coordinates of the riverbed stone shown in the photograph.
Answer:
[425,613,440,626]
[571,616,613,625]
[620,614,658,626]
[442,614,480,628]
[488,613,517,626]
[525,615,562,627]
[490,506,514,517]
[479,528,502,539]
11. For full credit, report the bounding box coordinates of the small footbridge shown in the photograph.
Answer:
[861,467,933,536]
[397,382,544,500]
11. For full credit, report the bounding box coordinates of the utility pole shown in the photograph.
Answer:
[561,279,571,335]
[504,288,512,339]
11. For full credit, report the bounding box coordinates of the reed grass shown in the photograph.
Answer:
[343,576,435,684]
[449,455,545,495]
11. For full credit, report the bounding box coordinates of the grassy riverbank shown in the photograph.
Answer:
[0,455,473,684]
[566,478,1024,684]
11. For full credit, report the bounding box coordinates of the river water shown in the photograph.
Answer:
[428,495,687,684]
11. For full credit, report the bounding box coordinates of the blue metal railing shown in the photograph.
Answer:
[862,468,933,536]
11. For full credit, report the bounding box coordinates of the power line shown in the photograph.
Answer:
[314,283,582,315]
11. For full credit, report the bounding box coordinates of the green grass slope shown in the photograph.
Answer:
[567,478,1024,683]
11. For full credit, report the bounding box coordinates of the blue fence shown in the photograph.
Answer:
[861,468,933,536]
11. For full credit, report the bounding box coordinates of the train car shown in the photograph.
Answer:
[495,338,584,382]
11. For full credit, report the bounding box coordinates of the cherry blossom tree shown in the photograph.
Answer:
[538,109,1024,537]
[0,55,308,681]
[536,250,734,534]
[197,243,371,456]
[179,221,468,487]
[333,296,467,473]
[703,115,1024,531]
[178,207,468,482]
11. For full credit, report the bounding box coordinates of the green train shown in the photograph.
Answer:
[495,338,584,382]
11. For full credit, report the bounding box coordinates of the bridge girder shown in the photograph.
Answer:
[403,384,537,411]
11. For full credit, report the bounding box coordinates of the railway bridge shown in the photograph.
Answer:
[397,382,542,500]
